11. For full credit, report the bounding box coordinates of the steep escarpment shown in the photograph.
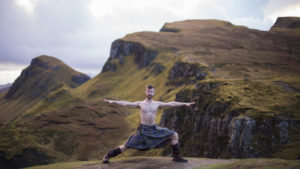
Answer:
[270,17,300,36]
[102,40,158,72]
[167,61,207,86]
[270,17,300,30]
[160,81,299,159]
[112,17,300,159]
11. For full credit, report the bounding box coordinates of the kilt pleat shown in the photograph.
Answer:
[125,123,175,150]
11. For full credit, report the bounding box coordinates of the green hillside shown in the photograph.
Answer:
[0,17,299,169]
[0,55,90,122]
[77,18,299,158]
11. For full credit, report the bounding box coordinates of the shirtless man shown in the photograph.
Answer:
[102,84,195,163]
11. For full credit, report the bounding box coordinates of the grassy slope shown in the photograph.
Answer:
[1,19,299,165]
[113,20,300,158]
[23,19,300,159]
[26,20,298,126]
[0,99,130,161]
[75,51,196,146]
[0,55,90,122]
[19,83,81,121]
[0,53,186,161]
[132,20,300,120]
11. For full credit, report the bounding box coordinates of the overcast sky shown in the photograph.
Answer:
[0,0,300,85]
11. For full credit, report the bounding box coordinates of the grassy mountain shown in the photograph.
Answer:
[0,55,90,122]
[0,17,299,168]
[94,18,300,159]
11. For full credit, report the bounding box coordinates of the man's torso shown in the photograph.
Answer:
[138,100,160,125]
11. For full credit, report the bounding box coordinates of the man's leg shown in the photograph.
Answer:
[171,132,179,145]
[102,144,128,163]
[170,132,188,162]
[119,145,128,151]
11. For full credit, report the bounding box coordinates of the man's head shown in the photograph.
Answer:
[145,84,155,100]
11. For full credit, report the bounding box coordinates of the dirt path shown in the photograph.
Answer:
[76,157,236,169]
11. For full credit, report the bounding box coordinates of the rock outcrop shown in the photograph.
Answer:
[160,82,299,158]
[270,17,300,30]
[0,147,51,169]
[159,23,181,33]
[102,40,158,72]
[167,62,207,86]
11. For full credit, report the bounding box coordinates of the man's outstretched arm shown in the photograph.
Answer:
[158,101,195,108]
[103,99,140,108]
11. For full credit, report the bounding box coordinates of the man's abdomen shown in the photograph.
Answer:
[140,112,156,125]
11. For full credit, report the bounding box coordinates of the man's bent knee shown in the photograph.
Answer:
[119,145,128,152]
[171,132,179,145]
[172,132,178,139]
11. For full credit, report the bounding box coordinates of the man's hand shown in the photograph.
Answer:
[185,102,195,107]
[103,99,112,104]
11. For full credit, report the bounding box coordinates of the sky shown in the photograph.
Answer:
[0,0,300,85]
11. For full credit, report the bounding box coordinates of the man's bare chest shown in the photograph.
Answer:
[140,102,159,114]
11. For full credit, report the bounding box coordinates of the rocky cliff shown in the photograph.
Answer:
[97,17,299,160]
[270,17,300,30]
[160,82,299,159]
[102,40,158,72]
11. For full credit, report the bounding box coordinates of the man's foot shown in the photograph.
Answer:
[172,155,188,162]
[102,157,109,163]
[102,153,111,164]
[171,143,188,162]
[102,147,122,164]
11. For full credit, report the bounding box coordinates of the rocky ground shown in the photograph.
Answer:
[75,157,236,169]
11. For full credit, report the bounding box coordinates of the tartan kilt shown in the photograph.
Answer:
[125,123,175,150]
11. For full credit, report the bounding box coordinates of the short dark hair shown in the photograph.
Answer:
[146,84,154,90]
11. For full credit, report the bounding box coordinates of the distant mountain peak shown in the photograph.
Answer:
[5,55,90,100]
[30,55,64,69]
[1,55,90,121]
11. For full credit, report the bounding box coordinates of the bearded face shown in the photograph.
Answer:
[145,88,155,99]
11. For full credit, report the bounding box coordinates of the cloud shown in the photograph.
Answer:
[263,0,300,22]
[14,0,39,14]
[0,0,300,84]
[0,62,27,71]
[229,0,300,31]
[0,62,27,84]
[230,17,274,30]
[0,70,24,85]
